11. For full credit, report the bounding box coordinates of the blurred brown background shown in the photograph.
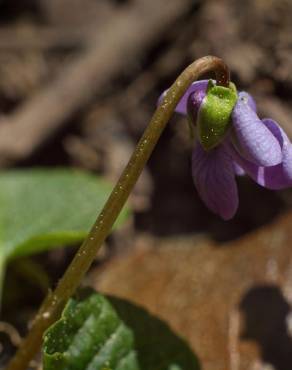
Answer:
[1,0,292,369]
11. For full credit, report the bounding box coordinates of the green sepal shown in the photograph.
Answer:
[197,80,237,150]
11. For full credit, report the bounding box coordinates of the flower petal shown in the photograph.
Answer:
[227,140,292,190]
[192,141,238,220]
[238,91,257,112]
[262,118,287,146]
[233,161,245,176]
[232,95,282,166]
[262,118,292,186]
[158,80,209,116]
[187,88,206,121]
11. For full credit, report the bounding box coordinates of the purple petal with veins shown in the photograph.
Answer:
[232,96,282,166]
[192,141,238,220]
[238,91,257,112]
[262,118,292,187]
[226,127,292,190]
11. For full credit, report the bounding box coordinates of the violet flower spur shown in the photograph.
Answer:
[160,80,292,220]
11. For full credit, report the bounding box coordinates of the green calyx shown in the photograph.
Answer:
[197,80,237,150]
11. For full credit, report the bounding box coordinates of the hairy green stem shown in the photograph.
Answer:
[0,253,5,310]
[6,55,229,370]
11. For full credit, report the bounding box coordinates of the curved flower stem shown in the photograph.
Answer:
[6,55,230,370]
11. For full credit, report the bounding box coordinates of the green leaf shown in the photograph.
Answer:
[198,80,237,150]
[0,168,130,301]
[0,168,129,261]
[43,291,200,370]
[43,289,140,370]
[108,296,200,370]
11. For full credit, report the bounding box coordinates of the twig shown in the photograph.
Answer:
[0,0,194,166]
[0,27,86,50]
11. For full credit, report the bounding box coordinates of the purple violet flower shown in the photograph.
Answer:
[160,80,292,220]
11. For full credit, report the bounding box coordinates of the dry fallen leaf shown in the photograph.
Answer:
[93,212,292,370]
